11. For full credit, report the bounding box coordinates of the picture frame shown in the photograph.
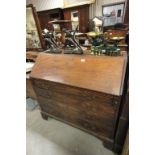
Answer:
[102,2,125,27]
[26,4,44,50]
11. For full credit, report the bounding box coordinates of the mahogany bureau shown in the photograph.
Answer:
[30,53,128,153]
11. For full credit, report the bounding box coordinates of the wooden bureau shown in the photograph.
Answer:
[30,53,128,153]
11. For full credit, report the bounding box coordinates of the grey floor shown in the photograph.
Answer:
[26,99,117,155]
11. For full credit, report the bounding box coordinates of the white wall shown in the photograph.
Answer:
[26,0,64,11]
[26,0,126,19]
[104,0,125,5]
[89,0,126,19]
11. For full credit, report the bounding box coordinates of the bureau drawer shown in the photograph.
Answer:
[32,79,119,113]
[32,79,113,102]
[33,84,119,114]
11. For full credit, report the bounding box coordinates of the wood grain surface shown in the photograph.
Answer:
[30,53,127,96]
[26,51,41,61]
[32,79,121,138]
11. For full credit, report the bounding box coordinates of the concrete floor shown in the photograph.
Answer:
[26,100,117,155]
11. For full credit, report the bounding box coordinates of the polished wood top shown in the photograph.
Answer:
[26,51,41,61]
[30,53,127,96]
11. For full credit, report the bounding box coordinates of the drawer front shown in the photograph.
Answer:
[33,79,117,106]
[34,86,116,114]
[32,79,121,138]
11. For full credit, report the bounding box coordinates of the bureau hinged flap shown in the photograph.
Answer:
[30,53,127,96]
